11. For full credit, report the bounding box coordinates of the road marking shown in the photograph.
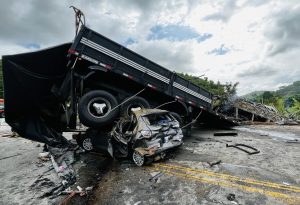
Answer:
[154,163,300,193]
[149,164,300,204]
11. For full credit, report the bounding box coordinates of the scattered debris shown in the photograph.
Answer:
[214,132,238,136]
[77,186,83,192]
[30,177,56,189]
[60,190,86,195]
[1,133,12,137]
[85,186,93,191]
[0,153,22,161]
[282,182,291,186]
[277,120,299,125]
[149,172,163,183]
[217,98,299,125]
[226,143,260,155]
[286,139,299,143]
[59,189,86,205]
[39,152,50,158]
[208,160,222,167]
[233,99,283,122]
[10,132,20,138]
[227,193,236,201]
[46,144,80,191]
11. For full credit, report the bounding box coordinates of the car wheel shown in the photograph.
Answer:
[132,150,145,166]
[76,136,94,151]
[121,96,150,118]
[78,90,119,127]
[0,112,4,118]
[183,124,192,137]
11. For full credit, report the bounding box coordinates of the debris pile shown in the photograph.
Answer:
[233,99,283,122]
[217,98,298,125]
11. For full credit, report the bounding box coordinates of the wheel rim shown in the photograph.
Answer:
[87,97,112,118]
[126,103,144,116]
[132,151,144,166]
[82,138,93,151]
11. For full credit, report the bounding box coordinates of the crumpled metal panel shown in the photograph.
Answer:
[110,109,184,165]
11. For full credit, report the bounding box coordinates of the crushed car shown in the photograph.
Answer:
[76,108,184,166]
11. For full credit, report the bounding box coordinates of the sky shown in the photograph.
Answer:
[0,0,299,95]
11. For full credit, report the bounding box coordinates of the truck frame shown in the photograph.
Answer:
[2,25,214,145]
[65,26,212,127]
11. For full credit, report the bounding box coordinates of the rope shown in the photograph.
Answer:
[154,100,177,109]
[181,108,203,129]
[70,6,86,35]
[110,88,146,112]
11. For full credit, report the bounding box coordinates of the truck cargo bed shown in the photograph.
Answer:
[69,26,213,109]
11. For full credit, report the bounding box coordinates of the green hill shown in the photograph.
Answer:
[243,81,300,119]
[177,72,238,97]
[241,91,264,101]
[276,81,300,96]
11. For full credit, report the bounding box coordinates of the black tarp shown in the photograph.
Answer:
[2,43,72,146]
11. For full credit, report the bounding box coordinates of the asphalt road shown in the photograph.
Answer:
[1,118,300,205]
[0,119,109,205]
[89,125,300,205]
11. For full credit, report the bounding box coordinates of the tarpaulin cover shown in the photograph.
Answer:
[2,43,72,146]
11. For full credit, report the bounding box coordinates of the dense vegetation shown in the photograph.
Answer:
[243,81,300,119]
[177,73,238,97]
[178,73,239,109]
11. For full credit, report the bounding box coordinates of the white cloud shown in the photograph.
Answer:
[0,0,299,96]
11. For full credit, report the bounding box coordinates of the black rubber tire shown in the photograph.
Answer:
[120,96,150,118]
[170,112,183,126]
[78,90,119,127]
[183,124,192,137]
[0,112,4,118]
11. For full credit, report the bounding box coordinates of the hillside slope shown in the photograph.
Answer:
[243,81,300,119]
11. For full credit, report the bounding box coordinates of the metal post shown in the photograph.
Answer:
[235,107,239,119]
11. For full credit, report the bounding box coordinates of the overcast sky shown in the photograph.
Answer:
[1,0,299,95]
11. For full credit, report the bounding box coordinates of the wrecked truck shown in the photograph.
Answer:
[2,25,213,148]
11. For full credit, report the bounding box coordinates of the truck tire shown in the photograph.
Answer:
[78,90,119,127]
[170,112,183,125]
[183,124,192,137]
[121,96,150,118]
[170,112,191,137]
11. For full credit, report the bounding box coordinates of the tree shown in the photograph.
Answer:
[177,72,239,102]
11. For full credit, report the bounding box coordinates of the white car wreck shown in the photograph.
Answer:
[75,109,184,166]
[110,109,184,166]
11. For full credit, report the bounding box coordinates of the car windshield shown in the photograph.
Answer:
[142,113,173,126]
